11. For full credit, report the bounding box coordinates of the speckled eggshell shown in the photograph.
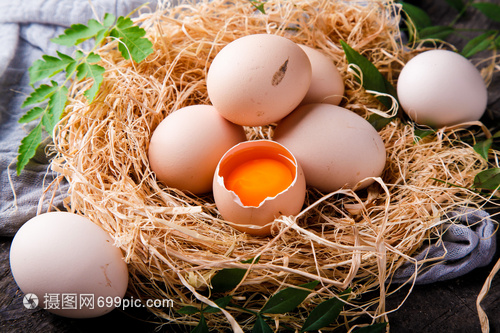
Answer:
[207,34,312,126]
[148,105,247,194]
[274,104,386,192]
[298,45,344,105]
[397,49,488,127]
[9,212,128,318]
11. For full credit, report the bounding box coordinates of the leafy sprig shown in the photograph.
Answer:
[368,2,500,193]
[178,258,386,332]
[399,0,500,192]
[16,13,153,175]
[400,0,500,58]
[340,41,400,130]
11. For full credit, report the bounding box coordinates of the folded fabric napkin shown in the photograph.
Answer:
[392,208,497,284]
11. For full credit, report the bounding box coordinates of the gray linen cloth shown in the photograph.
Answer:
[0,0,496,284]
[391,208,497,284]
[0,0,157,236]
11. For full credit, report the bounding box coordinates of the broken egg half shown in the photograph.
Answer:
[213,140,306,236]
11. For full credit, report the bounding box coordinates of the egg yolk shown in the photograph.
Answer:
[224,158,294,206]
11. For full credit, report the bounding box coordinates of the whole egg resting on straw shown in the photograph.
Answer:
[206,34,313,126]
[397,49,488,127]
[274,103,387,193]
[149,33,387,236]
[148,105,246,194]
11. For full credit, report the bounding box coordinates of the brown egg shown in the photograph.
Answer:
[148,105,246,194]
[274,104,386,192]
[213,140,306,236]
[207,34,312,126]
[298,45,344,105]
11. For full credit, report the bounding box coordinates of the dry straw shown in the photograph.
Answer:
[47,0,499,331]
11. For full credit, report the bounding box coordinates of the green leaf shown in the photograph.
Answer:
[110,16,153,63]
[445,0,465,12]
[28,52,75,84]
[474,138,493,160]
[203,295,232,314]
[43,85,68,134]
[191,314,209,333]
[210,268,247,294]
[86,52,102,63]
[81,63,104,101]
[300,291,350,332]
[18,107,45,124]
[401,2,432,29]
[352,322,388,333]
[177,305,200,315]
[260,281,318,314]
[16,123,43,175]
[340,41,398,112]
[211,256,259,293]
[252,315,273,333]
[418,25,455,40]
[413,128,435,142]
[22,82,59,108]
[367,114,393,131]
[249,0,266,14]
[242,256,260,264]
[473,168,500,190]
[103,13,116,27]
[472,3,500,23]
[461,31,497,58]
[96,13,118,45]
[52,19,106,46]
[75,53,105,102]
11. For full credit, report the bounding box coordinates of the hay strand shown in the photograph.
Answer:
[48,0,499,330]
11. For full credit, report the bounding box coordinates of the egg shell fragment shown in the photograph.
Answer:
[298,44,344,106]
[207,34,312,126]
[213,140,306,236]
[9,212,129,319]
[274,103,386,193]
[148,105,247,194]
[397,49,488,127]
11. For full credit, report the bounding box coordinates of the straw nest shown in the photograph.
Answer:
[48,0,499,331]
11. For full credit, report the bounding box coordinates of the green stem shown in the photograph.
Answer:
[449,0,473,26]
[228,303,260,317]
[431,178,500,200]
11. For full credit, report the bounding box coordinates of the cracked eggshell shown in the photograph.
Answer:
[274,104,386,193]
[9,212,128,318]
[213,140,306,236]
[298,45,344,106]
[207,34,312,126]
